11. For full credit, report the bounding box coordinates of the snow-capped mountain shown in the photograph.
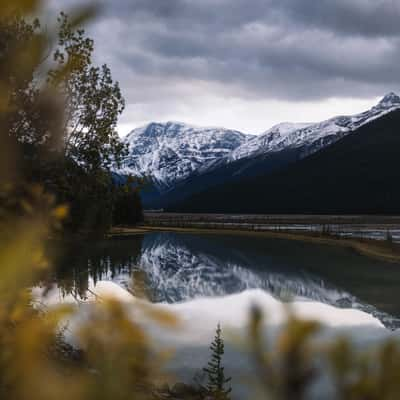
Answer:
[226,92,400,162]
[227,122,313,161]
[117,93,400,189]
[118,121,251,188]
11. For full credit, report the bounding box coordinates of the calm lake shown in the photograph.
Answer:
[53,231,400,329]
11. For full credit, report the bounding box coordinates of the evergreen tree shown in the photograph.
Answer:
[113,175,144,226]
[203,323,232,400]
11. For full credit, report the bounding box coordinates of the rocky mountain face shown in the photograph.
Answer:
[208,92,400,169]
[116,93,400,206]
[117,121,251,189]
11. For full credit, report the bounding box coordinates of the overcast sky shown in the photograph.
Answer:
[48,0,400,135]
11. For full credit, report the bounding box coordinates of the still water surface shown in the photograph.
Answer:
[54,232,400,329]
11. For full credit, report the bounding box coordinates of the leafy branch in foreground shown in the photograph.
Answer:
[48,11,126,173]
[4,2,400,400]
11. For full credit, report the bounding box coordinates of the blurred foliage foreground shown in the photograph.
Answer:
[2,1,400,400]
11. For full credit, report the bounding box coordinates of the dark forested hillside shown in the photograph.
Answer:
[173,109,400,214]
[142,147,303,209]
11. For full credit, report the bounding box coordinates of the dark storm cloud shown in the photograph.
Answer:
[279,0,400,38]
[106,0,400,38]
[51,0,400,107]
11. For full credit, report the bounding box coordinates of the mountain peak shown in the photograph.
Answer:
[119,121,249,187]
[378,92,400,106]
[119,92,400,192]
[131,121,193,139]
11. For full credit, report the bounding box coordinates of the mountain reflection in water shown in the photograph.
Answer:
[52,232,400,328]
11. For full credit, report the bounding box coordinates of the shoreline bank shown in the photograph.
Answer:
[109,225,400,265]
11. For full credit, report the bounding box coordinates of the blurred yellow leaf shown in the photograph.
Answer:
[52,205,69,220]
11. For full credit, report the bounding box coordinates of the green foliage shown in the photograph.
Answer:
[113,176,144,226]
[48,12,126,173]
[0,11,56,184]
[203,323,232,400]
[2,9,141,234]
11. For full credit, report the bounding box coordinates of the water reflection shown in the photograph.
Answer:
[137,234,350,304]
[52,237,144,299]
[53,232,400,328]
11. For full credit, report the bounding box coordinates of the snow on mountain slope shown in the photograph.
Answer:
[227,122,313,161]
[118,121,252,188]
[117,93,400,187]
[228,92,400,162]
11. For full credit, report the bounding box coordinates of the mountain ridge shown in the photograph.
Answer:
[115,93,400,208]
[173,108,400,214]
[208,92,400,169]
[117,121,252,189]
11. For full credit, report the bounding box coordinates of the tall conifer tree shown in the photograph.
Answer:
[203,323,232,400]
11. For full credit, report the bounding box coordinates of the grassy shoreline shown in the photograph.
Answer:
[109,225,400,265]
